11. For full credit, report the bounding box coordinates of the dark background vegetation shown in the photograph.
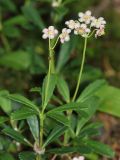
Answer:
[0,0,120,159]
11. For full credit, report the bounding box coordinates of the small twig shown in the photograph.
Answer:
[51,154,57,160]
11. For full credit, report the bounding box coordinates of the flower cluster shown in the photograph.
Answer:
[72,156,85,160]
[42,10,106,43]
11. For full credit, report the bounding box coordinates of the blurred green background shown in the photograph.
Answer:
[0,0,120,159]
[0,0,120,93]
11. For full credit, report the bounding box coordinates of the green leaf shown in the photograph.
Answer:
[0,0,16,12]
[22,3,45,30]
[81,122,103,134]
[6,94,39,114]
[56,35,78,72]
[0,51,31,70]
[47,146,91,154]
[43,126,67,148]
[2,127,32,146]
[31,87,62,105]
[47,112,70,126]
[47,102,88,116]
[3,25,21,38]
[80,128,100,138]
[76,96,100,135]
[3,15,28,27]
[96,85,120,118]
[0,90,12,114]
[0,116,9,125]
[85,140,115,158]
[77,122,103,138]
[77,80,106,102]
[11,107,37,121]
[0,153,15,160]
[19,152,36,160]
[27,115,39,142]
[54,6,68,22]
[42,74,57,107]
[57,75,70,103]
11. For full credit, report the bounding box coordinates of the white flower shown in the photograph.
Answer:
[78,10,92,24]
[74,23,90,37]
[95,25,105,38]
[91,17,106,28]
[65,20,79,30]
[52,0,60,7]
[73,156,85,160]
[60,28,71,43]
[42,26,58,39]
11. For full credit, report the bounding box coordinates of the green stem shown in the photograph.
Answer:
[40,113,44,148]
[63,111,75,146]
[36,155,42,160]
[42,39,53,111]
[51,36,60,50]
[39,39,55,150]
[88,29,96,38]
[72,37,88,102]
[51,36,60,72]
[63,37,88,146]
[64,131,68,146]
[50,49,55,73]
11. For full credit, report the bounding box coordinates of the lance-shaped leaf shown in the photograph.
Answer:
[85,140,115,158]
[57,75,70,103]
[27,115,39,142]
[19,152,36,160]
[42,74,57,107]
[43,126,67,148]
[2,127,32,147]
[0,0,17,12]
[11,107,37,121]
[96,85,120,118]
[5,94,39,114]
[79,122,103,137]
[77,80,106,102]
[47,146,91,154]
[0,90,12,114]
[0,51,31,70]
[47,112,70,127]
[76,96,100,135]
[46,102,88,116]
[22,3,45,30]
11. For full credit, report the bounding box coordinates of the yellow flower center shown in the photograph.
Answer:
[83,15,90,21]
[48,30,54,35]
[79,28,85,34]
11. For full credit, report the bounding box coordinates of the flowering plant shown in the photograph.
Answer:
[0,11,114,160]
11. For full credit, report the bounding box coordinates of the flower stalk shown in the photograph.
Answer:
[39,38,55,153]
[72,37,88,102]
